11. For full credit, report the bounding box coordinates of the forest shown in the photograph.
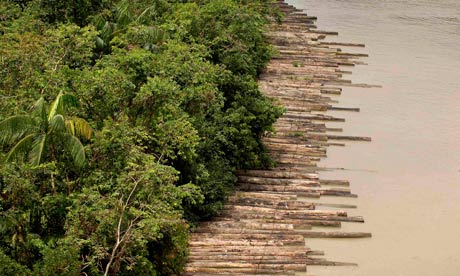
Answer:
[0,0,282,275]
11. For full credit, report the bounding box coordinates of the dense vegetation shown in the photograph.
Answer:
[0,0,282,275]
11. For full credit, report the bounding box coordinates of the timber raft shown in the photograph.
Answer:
[184,1,375,275]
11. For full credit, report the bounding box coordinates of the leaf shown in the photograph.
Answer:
[5,133,36,163]
[95,36,106,49]
[48,92,78,120]
[64,134,86,168]
[48,92,63,120]
[31,97,47,121]
[0,115,37,145]
[29,134,47,166]
[49,114,66,133]
[66,117,92,140]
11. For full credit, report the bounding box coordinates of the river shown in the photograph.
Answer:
[286,0,460,275]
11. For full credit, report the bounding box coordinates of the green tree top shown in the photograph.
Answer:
[0,92,92,167]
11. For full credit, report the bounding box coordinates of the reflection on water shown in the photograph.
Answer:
[287,0,460,275]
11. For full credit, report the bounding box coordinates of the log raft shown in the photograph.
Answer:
[184,1,375,275]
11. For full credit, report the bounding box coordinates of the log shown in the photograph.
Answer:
[302,231,372,238]
[327,134,372,141]
[319,179,350,186]
[306,259,358,266]
[237,170,319,180]
[328,106,360,112]
[238,175,319,186]
[185,262,306,272]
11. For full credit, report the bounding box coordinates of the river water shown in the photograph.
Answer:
[286,0,460,275]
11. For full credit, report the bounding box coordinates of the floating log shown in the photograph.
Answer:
[320,179,350,186]
[306,260,358,266]
[328,106,360,112]
[237,176,320,187]
[237,170,319,180]
[327,135,372,141]
[302,231,372,238]
[321,42,365,47]
[313,202,357,209]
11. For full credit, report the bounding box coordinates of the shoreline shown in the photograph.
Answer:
[184,1,372,274]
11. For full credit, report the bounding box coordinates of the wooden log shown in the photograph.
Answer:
[233,191,298,200]
[227,211,364,222]
[302,231,372,238]
[307,250,325,256]
[321,42,365,47]
[313,202,357,209]
[250,218,341,228]
[189,240,286,247]
[328,106,360,112]
[187,254,307,263]
[237,170,319,180]
[224,206,348,217]
[237,176,320,187]
[327,135,372,141]
[185,261,306,272]
[306,259,358,266]
[198,220,296,231]
[319,179,350,186]
[184,267,299,274]
[266,145,326,156]
[237,183,322,197]
[189,236,299,244]
[184,273,297,276]
[188,245,309,254]
[284,112,345,122]
[228,197,316,210]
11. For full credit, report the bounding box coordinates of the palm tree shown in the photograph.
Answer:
[93,0,166,51]
[0,92,92,168]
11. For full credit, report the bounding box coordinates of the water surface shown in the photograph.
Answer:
[286,0,460,275]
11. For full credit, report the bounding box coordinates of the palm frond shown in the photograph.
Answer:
[5,134,36,163]
[29,134,47,166]
[64,134,86,168]
[66,117,93,140]
[65,119,75,137]
[49,114,66,133]
[146,27,166,44]
[135,6,156,25]
[0,115,37,145]
[48,92,78,120]
[116,0,132,28]
[32,97,47,121]
[48,92,63,120]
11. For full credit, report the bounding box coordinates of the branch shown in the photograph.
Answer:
[103,175,144,276]
[39,48,69,95]
[0,95,17,99]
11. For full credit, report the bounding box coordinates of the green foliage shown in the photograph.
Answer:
[0,21,97,118]
[0,92,92,168]
[0,250,31,276]
[0,0,283,274]
[34,242,81,276]
[39,0,112,26]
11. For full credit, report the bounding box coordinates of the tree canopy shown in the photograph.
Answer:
[0,0,282,275]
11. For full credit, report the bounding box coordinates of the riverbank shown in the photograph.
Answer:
[184,1,373,274]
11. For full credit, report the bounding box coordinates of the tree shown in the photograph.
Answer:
[0,92,92,168]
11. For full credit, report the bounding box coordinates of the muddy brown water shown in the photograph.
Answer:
[287,0,460,275]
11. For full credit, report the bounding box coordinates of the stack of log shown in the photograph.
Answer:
[184,1,375,275]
